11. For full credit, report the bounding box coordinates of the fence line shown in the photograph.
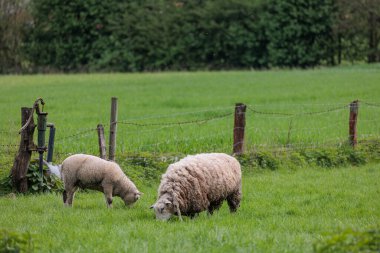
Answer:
[1,101,380,163]
[135,128,232,149]
[361,101,380,108]
[12,101,380,144]
[54,128,97,143]
[117,106,233,122]
[246,120,347,134]
[0,130,18,134]
[116,112,233,127]
[0,144,20,148]
[247,104,348,117]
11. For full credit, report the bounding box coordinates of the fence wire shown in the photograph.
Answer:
[116,112,233,127]
[247,104,348,117]
[1,101,379,163]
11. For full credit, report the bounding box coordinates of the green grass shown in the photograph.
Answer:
[1,66,380,252]
[0,164,379,252]
[0,65,380,165]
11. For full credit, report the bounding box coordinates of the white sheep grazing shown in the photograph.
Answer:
[151,153,242,220]
[61,154,141,208]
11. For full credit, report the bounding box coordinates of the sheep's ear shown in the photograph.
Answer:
[149,205,155,209]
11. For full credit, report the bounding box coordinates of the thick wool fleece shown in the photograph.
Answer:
[61,154,139,207]
[157,153,242,216]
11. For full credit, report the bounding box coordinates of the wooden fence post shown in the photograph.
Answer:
[97,124,107,159]
[233,103,246,155]
[11,107,35,193]
[349,100,359,148]
[109,97,118,161]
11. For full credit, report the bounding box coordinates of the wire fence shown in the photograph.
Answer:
[1,100,379,166]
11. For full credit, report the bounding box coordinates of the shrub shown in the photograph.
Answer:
[255,151,279,170]
[0,229,35,253]
[0,175,12,196]
[26,162,63,193]
[314,227,380,253]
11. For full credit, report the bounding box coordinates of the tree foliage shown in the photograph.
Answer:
[333,0,380,63]
[0,0,31,73]
[266,0,335,67]
[0,0,378,73]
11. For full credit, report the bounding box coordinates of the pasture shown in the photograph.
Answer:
[1,165,379,252]
[0,65,380,252]
[0,65,380,161]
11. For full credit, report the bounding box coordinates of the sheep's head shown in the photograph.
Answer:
[150,198,175,221]
[123,191,142,206]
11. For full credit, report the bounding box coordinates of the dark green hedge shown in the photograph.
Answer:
[1,0,377,72]
[21,0,337,71]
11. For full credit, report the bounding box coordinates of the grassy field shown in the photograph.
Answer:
[0,65,380,164]
[1,164,379,252]
[0,66,380,252]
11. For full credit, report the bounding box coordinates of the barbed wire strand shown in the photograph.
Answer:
[247,104,348,117]
[116,106,233,122]
[116,112,233,127]
[0,144,20,148]
[3,101,377,162]
[55,128,97,143]
[361,101,380,108]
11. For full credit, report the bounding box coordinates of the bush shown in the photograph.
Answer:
[0,175,12,196]
[24,0,123,72]
[0,229,35,253]
[26,162,63,193]
[265,0,335,67]
[255,151,279,170]
[119,153,173,186]
[314,228,380,253]
[23,0,338,72]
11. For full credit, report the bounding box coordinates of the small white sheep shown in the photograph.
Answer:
[61,154,141,208]
[151,153,242,220]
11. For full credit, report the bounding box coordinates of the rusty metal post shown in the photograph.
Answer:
[109,97,118,161]
[349,100,359,148]
[233,103,246,155]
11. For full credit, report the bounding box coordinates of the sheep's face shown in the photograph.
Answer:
[123,191,141,206]
[151,199,174,220]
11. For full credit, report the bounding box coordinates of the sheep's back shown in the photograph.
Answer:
[159,153,241,212]
[61,154,124,185]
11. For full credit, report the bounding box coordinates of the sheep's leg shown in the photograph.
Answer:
[103,185,113,208]
[227,189,241,213]
[65,187,78,207]
[189,213,199,219]
[63,190,67,204]
[207,200,223,215]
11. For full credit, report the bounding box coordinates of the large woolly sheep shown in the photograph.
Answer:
[151,153,242,220]
[61,154,141,208]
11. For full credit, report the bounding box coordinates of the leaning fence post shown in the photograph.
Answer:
[349,100,359,148]
[97,124,107,159]
[233,103,246,155]
[109,97,118,161]
[11,107,35,193]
